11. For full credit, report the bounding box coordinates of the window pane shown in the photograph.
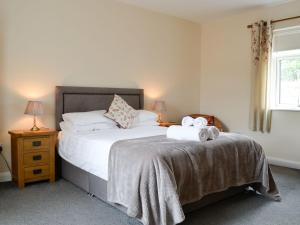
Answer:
[279,57,300,106]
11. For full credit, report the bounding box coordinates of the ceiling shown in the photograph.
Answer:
[117,0,293,23]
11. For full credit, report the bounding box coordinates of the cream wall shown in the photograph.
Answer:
[0,0,201,166]
[200,1,300,166]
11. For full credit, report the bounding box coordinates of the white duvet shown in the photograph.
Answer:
[58,126,167,180]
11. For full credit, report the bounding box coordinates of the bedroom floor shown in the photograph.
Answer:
[0,166,299,225]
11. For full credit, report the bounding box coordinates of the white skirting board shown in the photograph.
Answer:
[268,157,300,170]
[0,171,12,182]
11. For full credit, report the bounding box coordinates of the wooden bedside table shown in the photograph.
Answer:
[8,129,57,189]
[159,121,179,127]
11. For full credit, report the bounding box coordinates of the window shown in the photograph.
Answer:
[270,27,300,110]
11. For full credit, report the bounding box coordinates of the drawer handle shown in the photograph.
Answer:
[32,141,42,147]
[33,169,42,175]
[32,155,42,161]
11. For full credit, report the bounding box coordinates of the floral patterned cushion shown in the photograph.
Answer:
[105,95,138,128]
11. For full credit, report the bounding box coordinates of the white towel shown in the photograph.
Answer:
[167,125,209,142]
[193,117,208,127]
[181,116,194,127]
[207,126,220,140]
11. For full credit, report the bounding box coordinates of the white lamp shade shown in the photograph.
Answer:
[153,100,167,113]
[24,101,44,116]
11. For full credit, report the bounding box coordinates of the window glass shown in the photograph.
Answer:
[278,57,300,106]
[271,26,300,110]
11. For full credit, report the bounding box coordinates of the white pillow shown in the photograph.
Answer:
[60,121,117,133]
[62,110,116,126]
[132,110,158,127]
[131,121,159,128]
[134,110,157,122]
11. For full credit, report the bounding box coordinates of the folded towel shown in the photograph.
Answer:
[181,116,194,127]
[207,126,220,140]
[167,125,209,142]
[198,127,210,142]
[193,117,208,127]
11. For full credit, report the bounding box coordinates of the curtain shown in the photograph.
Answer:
[249,20,273,133]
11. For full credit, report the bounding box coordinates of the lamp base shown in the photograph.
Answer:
[157,119,163,123]
[30,125,40,131]
[157,113,163,123]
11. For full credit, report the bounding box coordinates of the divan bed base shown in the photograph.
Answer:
[61,158,248,215]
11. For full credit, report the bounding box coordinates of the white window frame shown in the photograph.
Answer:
[270,49,300,111]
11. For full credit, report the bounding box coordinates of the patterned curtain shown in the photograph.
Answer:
[249,21,273,133]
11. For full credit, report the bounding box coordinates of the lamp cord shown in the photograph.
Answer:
[0,151,11,174]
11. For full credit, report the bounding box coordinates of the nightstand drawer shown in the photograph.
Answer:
[24,165,50,181]
[23,152,50,167]
[23,137,50,152]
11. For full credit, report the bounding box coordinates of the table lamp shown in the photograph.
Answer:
[24,101,44,131]
[153,100,166,123]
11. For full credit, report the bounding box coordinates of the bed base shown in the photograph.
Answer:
[61,158,248,215]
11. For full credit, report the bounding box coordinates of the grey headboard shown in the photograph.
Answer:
[55,86,144,130]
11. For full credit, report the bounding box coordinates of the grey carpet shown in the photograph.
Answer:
[0,166,299,225]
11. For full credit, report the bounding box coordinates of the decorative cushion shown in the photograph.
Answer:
[105,95,138,128]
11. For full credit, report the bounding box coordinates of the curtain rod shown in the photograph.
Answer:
[247,15,300,28]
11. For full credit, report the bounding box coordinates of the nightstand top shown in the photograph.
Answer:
[8,128,57,137]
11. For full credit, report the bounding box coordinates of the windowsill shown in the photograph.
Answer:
[271,108,300,112]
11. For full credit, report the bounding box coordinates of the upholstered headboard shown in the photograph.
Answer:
[55,86,144,130]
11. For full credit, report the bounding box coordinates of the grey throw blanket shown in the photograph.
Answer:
[107,133,280,225]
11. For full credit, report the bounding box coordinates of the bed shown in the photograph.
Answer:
[56,86,280,225]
